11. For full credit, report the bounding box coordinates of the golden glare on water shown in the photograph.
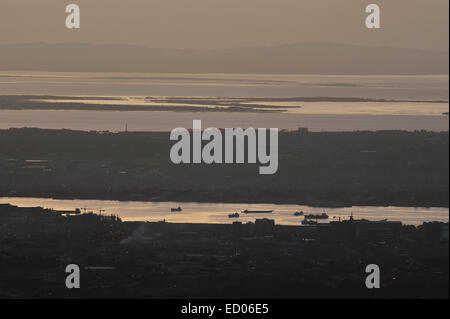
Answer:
[1,197,448,226]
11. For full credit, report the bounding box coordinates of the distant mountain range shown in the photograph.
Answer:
[0,42,448,75]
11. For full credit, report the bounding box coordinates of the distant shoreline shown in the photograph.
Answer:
[0,95,448,113]
[1,193,448,209]
[0,128,448,208]
[1,42,448,75]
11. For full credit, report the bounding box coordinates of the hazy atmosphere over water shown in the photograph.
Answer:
[0,0,449,300]
[1,0,448,51]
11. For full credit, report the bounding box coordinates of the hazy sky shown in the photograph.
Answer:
[0,0,448,51]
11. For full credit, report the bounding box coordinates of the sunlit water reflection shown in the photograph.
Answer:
[1,197,448,226]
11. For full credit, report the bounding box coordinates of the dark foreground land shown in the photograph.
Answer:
[0,128,448,207]
[0,204,448,298]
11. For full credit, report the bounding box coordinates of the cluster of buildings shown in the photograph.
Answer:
[0,203,448,298]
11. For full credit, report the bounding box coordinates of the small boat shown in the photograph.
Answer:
[228,212,240,218]
[301,219,318,225]
[241,210,273,214]
[304,213,329,219]
[171,206,182,212]
[294,211,304,216]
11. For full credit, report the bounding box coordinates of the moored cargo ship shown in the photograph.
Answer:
[241,209,273,214]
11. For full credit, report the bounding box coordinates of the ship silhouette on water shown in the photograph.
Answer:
[304,213,329,220]
[241,209,273,214]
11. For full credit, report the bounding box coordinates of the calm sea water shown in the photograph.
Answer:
[1,197,448,226]
[1,72,448,100]
[1,74,448,224]
[0,72,448,132]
